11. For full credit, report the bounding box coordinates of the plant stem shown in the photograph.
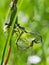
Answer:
[1,0,23,65]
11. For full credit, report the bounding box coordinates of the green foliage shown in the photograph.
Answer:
[0,0,49,65]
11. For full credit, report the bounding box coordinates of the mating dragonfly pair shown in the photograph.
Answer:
[4,0,42,50]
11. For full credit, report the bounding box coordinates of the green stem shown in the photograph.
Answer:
[1,0,23,65]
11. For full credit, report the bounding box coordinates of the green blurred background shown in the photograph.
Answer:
[0,0,49,65]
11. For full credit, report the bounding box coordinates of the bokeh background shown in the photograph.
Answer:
[0,0,49,65]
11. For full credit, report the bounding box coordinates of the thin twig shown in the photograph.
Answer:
[4,40,11,65]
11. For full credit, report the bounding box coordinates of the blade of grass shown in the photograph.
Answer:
[1,0,24,65]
